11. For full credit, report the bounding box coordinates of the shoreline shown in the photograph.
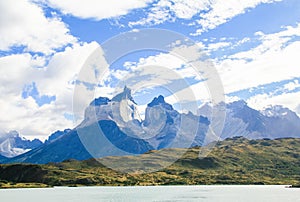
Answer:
[1,184,299,189]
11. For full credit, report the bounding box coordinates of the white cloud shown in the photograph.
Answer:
[1,0,299,141]
[247,91,300,116]
[118,51,208,90]
[129,0,210,26]
[46,0,154,20]
[204,23,300,114]
[46,0,280,36]
[0,94,71,141]
[207,41,232,51]
[296,105,300,115]
[128,0,282,34]
[114,44,221,113]
[216,23,300,94]
[47,0,208,27]
[128,53,186,70]
[225,95,240,103]
[0,41,100,140]
[122,23,300,115]
[194,0,283,35]
[167,81,211,104]
[283,80,300,91]
[169,0,210,19]
[129,2,173,26]
[0,0,76,54]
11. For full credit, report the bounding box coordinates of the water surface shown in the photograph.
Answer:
[0,185,299,202]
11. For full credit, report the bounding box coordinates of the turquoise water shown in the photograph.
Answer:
[0,185,299,202]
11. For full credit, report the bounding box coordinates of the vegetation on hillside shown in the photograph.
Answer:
[0,137,300,188]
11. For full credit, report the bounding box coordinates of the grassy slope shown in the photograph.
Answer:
[0,137,300,188]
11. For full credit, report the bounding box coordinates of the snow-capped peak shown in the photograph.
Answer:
[261,105,299,120]
[80,86,142,128]
[0,131,43,158]
[111,86,136,104]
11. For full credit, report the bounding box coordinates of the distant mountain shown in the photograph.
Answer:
[80,87,209,149]
[44,129,71,144]
[5,87,300,164]
[7,130,92,164]
[0,154,8,163]
[143,95,209,149]
[198,100,300,140]
[0,128,71,160]
[7,87,208,164]
[0,131,43,158]
[7,120,156,164]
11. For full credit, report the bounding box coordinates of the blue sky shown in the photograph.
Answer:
[0,0,299,140]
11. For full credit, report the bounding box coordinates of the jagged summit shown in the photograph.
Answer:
[148,95,173,110]
[0,131,43,158]
[90,97,110,106]
[5,89,300,164]
[227,100,247,109]
[44,129,71,144]
[89,86,136,108]
[82,86,141,128]
[262,105,299,120]
[111,86,136,104]
[148,95,165,106]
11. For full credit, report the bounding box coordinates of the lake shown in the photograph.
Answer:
[0,185,299,202]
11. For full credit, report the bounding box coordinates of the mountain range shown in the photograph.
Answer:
[0,131,43,158]
[1,87,300,164]
[198,100,300,140]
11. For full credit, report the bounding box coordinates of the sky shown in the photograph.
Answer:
[0,0,299,140]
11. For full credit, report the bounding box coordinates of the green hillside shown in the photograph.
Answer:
[1,137,300,188]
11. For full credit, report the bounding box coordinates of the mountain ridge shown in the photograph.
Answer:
[198,100,300,140]
[3,87,300,164]
[0,131,43,158]
[1,137,299,187]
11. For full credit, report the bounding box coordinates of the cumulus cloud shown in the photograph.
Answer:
[112,43,222,112]
[283,80,300,91]
[44,0,282,35]
[0,0,299,141]
[109,52,195,100]
[205,23,300,114]
[0,94,71,141]
[216,23,300,94]
[247,91,300,116]
[206,41,232,51]
[128,0,282,34]
[0,0,76,54]
[119,23,300,114]
[46,0,154,20]
[129,0,210,26]
[118,50,206,89]
[0,41,100,140]
[194,0,283,35]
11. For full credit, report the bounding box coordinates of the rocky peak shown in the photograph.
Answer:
[227,100,247,109]
[111,86,136,104]
[262,105,300,121]
[147,95,173,110]
[90,97,111,106]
